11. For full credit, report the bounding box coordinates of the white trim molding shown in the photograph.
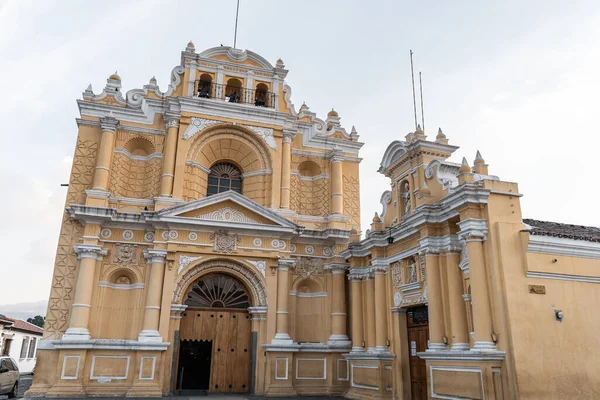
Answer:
[526,234,600,259]
[527,271,600,284]
[275,357,289,380]
[351,364,379,390]
[337,358,349,381]
[139,356,157,380]
[90,355,130,381]
[295,358,327,380]
[429,365,483,400]
[61,355,81,380]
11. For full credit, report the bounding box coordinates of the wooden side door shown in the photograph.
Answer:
[407,306,429,400]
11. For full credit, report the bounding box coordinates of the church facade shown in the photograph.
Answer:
[28,42,600,400]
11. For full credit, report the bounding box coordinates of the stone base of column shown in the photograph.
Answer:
[271,333,293,345]
[327,334,351,348]
[374,345,392,354]
[62,327,91,341]
[472,341,498,351]
[450,343,471,351]
[350,346,366,353]
[138,330,162,342]
[425,342,447,352]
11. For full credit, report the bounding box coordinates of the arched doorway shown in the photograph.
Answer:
[177,273,252,394]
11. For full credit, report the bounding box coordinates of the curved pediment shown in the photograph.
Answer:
[199,46,274,70]
[378,140,409,175]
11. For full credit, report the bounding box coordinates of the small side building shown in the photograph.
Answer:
[0,314,43,373]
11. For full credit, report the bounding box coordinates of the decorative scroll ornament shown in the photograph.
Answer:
[244,126,277,150]
[296,257,323,278]
[114,244,138,265]
[247,260,267,278]
[178,255,203,274]
[183,118,225,139]
[144,231,155,242]
[394,292,403,307]
[419,255,427,282]
[391,261,403,287]
[196,207,259,224]
[210,230,240,253]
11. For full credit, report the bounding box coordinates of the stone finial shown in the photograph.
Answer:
[435,127,449,144]
[276,58,285,68]
[473,150,489,175]
[328,108,339,118]
[299,102,310,113]
[372,212,381,223]
[415,124,424,134]
[474,150,485,165]
[413,124,427,141]
[459,157,471,173]
[458,157,474,184]
[186,41,195,52]
[109,71,121,81]
[350,125,359,140]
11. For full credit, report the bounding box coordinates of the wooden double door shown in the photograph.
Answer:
[407,306,429,400]
[178,308,251,393]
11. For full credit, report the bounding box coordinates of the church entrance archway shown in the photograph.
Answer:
[177,273,252,394]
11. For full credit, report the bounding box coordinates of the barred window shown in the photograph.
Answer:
[27,337,37,358]
[19,336,29,359]
[207,163,242,196]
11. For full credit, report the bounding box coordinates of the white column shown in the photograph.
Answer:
[272,258,295,345]
[139,250,168,342]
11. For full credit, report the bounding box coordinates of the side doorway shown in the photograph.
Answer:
[407,306,429,400]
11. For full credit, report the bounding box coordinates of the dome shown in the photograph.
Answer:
[372,213,381,223]
[328,108,339,117]
[109,71,121,81]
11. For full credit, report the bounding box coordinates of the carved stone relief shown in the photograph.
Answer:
[295,257,323,278]
[210,230,240,253]
[114,244,138,265]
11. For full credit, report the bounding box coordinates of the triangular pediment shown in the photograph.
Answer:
[155,191,299,230]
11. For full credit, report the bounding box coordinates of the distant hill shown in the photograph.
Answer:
[0,300,47,321]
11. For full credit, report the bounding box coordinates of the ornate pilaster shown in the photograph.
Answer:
[445,251,470,350]
[63,245,108,341]
[348,271,365,352]
[458,218,496,351]
[364,272,376,351]
[423,251,447,351]
[90,113,119,192]
[372,261,390,353]
[329,149,344,215]
[272,258,295,344]
[139,249,168,342]
[160,112,181,197]
[325,263,350,346]
[279,130,295,209]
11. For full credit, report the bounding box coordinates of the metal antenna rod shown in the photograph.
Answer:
[410,50,418,130]
[233,0,240,49]
[419,71,425,133]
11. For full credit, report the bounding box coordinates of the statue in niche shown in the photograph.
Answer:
[401,182,411,216]
[408,258,417,283]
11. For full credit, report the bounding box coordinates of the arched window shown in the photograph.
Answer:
[207,163,242,196]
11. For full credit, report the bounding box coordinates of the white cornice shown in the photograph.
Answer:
[291,149,362,163]
[114,148,162,161]
[526,271,600,283]
[526,234,600,259]
[39,339,169,351]
[417,350,505,362]
[76,119,165,136]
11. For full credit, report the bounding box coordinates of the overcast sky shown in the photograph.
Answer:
[1,0,599,305]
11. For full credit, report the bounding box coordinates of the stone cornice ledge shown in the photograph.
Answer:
[417,350,505,362]
[526,234,600,259]
[343,352,395,361]
[38,339,170,351]
[263,342,352,353]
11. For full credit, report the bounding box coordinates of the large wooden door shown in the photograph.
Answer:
[407,306,429,400]
[178,273,252,393]
[179,309,251,392]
